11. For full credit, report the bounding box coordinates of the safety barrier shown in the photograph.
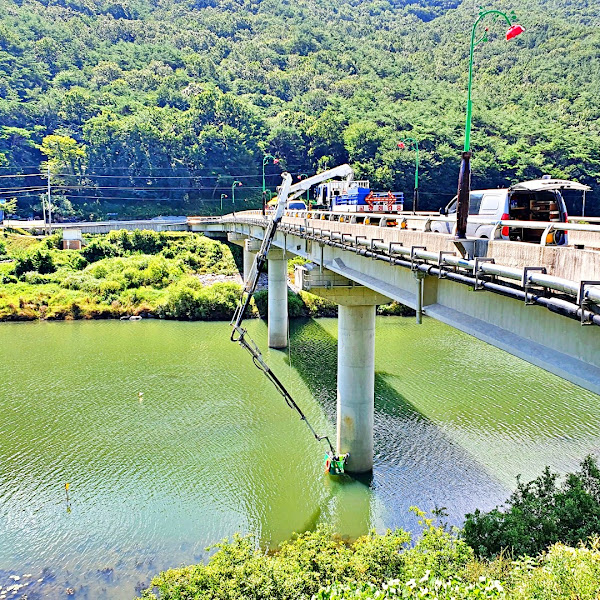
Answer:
[221,213,600,326]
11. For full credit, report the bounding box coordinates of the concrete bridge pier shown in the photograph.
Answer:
[267,248,288,349]
[294,267,392,473]
[337,303,376,473]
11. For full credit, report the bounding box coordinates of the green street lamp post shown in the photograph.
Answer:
[297,173,310,208]
[231,181,242,215]
[398,138,420,213]
[455,9,524,240]
[220,193,228,215]
[262,154,279,216]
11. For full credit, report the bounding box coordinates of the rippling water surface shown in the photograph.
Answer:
[0,318,598,598]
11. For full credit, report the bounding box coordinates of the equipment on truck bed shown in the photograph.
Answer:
[230,166,355,475]
[314,179,404,213]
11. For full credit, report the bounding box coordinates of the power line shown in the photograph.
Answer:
[60,194,238,201]
[0,173,45,179]
[0,187,47,194]
[1,185,265,192]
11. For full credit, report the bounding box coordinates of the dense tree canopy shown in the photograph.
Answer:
[0,0,599,217]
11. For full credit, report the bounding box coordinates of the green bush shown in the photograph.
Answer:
[14,248,57,278]
[463,456,600,559]
[316,575,504,600]
[141,527,411,600]
[377,302,415,317]
[299,291,337,317]
[81,238,117,262]
[157,279,241,320]
[508,538,600,600]
[44,232,63,250]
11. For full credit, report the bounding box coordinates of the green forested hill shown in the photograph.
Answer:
[1,0,599,217]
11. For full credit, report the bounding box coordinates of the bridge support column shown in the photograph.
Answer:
[267,249,288,349]
[293,268,391,472]
[337,304,376,473]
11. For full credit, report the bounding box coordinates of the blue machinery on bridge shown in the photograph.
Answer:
[230,167,357,475]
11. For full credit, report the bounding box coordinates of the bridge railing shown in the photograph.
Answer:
[221,211,600,318]
[275,209,600,246]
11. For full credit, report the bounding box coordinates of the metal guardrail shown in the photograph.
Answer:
[276,209,600,246]
[222,213,600,324]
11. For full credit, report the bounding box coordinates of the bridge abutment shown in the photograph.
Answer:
[267,249,288,349]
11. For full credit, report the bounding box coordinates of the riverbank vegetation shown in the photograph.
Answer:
[141,458,600,600]
[0,230,411,320]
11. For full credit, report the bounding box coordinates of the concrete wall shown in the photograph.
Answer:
[283,215,600,282]
[487,240,600,281]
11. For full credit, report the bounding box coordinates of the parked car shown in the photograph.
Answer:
[431,177,591,244]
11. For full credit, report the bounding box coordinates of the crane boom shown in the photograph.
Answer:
[229,166,354,473]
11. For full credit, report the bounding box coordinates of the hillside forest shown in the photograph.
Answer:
[1,0,599,219]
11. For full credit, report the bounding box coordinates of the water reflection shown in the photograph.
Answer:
[287,319,509,531]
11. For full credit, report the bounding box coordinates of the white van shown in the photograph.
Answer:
[431,178,590,244]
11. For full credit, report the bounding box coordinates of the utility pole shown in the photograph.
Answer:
[47,163,52,235]
[42,192,47,234]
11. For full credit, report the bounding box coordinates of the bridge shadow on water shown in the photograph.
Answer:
[287,318,510,531]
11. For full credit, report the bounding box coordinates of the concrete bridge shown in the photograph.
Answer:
[3,218,188,234]
[190,210,600,473]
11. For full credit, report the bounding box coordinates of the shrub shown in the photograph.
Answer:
[316,575,505,600]
[463,456,600,559]
[141,527,411,600]
[377,302,415,317]
[23,272,53,285]
[44,232,63,250]
[70,254,89,270]
[122,267,143,288]
[405,509,473,581]
[508,538,600,600]
[81,238,117,262]
[14,249,56,277]
[299,291,337,317]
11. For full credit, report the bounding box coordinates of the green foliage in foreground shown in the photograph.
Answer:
[318,539,600,600]
[140,462,600,600]
[141,513,474,600]
[140,521,600,600]
[463,456,600,559]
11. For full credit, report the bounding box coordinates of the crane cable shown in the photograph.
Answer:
[233,323,336,456]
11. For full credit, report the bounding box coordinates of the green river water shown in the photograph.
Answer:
[0,317,599,598]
